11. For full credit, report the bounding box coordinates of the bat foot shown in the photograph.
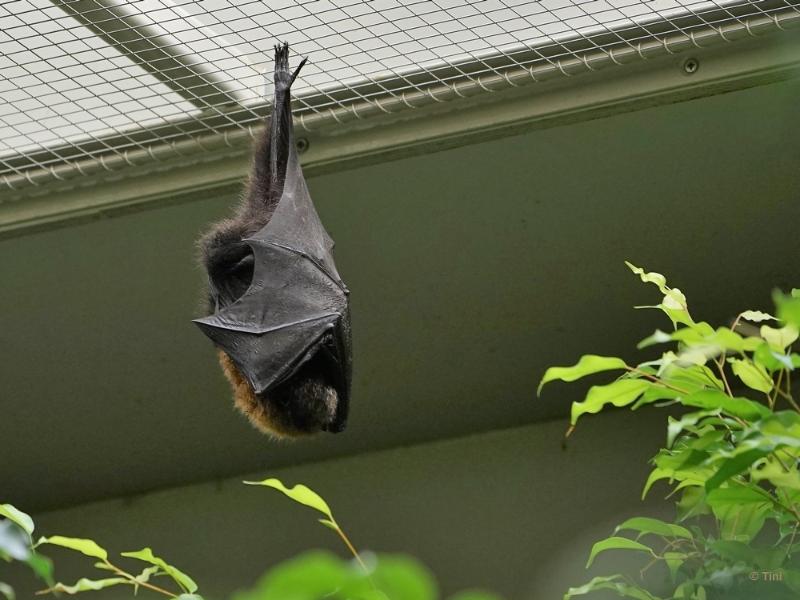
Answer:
[272,41,307,91]
[273,41,290,71]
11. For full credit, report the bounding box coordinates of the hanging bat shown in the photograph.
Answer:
[194,43,352,437]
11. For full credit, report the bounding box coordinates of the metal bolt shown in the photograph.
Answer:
[682,57,699,75]
[296,138,310,153]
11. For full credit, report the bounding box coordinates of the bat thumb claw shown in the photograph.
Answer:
[291,57,309,85]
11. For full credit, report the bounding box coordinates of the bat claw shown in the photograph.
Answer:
[291,57,308,86]
[274,41,289,70]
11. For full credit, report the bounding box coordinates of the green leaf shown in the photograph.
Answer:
[705,448,770,491]
[244,478,334,522]
[709,540,784,569]
[47,577,128,594]
[614,517,692,540]
[537,355,628,395]
[571,379,650,425]
[662,288,688,311]
[761,324,799,351]
[756,409,800,441]
[132,565,160,593]
[672,346,711,368]
[740,310,776,323]
[318,519,338,531]
[634,385,680,409]
[655,323,741,358]
[706,327,753,354]
[120,547,197,593]
[637,330,672,349]
[26,552,54,586]
[784,569,800,593]
[774,291,800,329]
[672,581,695,599]
[37,536,108,561]
[369,555,437,600]
[707,487,772,542]
[663,552,686,582]
[642,468,674,499]
[0,522,52,587]
[629,270,694,324]
[676,487,710,520]
[626,262,669,294]
[667,410,727,447]
[662,364,724,393]
[233,551,350,600]
[564,575,661,600]
[751,457,800,489]
[0,505,33,537]
[585,536,654,568]
[679,390,771,421]
[0,582,13,600]
[0,521,30,561]
[729,359,773,393]
[705,485,771,508]
[753,342,794,372]
[635,301,694,328]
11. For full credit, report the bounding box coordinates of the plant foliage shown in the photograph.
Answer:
[540,263,800,599]
[2,481,503,600]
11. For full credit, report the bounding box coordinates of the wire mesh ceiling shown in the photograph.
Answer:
[1,0,798,193]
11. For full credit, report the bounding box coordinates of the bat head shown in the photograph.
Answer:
[217,347,348,438]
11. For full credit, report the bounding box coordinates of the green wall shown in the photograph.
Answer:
[5,411,670,599]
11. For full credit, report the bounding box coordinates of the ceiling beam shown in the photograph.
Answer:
[49,0,259,110]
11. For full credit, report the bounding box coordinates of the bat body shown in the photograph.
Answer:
[195,44,352,437]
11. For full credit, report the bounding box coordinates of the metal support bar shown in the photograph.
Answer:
[49,0,258,109]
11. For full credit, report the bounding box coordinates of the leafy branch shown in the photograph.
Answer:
[244,477,369,574]
[34,537,197,598]
[540,263,800,599]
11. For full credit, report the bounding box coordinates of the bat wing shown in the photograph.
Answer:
[194,43,351,402]
[195,313,340,396]
[251,139,345,290]
[194,239,348,395]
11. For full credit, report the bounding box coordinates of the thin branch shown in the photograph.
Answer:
[106,562,178,598]
[625,367,690,395]
[715,357,734,397]
[772,385,800,413]
[332,523,370,575]
[36,562,178,598]
[786,522,799,560]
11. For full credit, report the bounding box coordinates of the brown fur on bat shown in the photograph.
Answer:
[215,349,337,437]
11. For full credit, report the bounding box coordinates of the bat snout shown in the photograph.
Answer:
[216,348,343,437]
[321,417,347,434]
[265,350,347,436]
[320,385,348,434]
[292,339,350,434]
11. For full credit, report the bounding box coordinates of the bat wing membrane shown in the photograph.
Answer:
[194,243,347,394]
[249,148,344,290]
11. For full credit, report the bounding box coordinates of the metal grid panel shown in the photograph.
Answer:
[1,0,798,191]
